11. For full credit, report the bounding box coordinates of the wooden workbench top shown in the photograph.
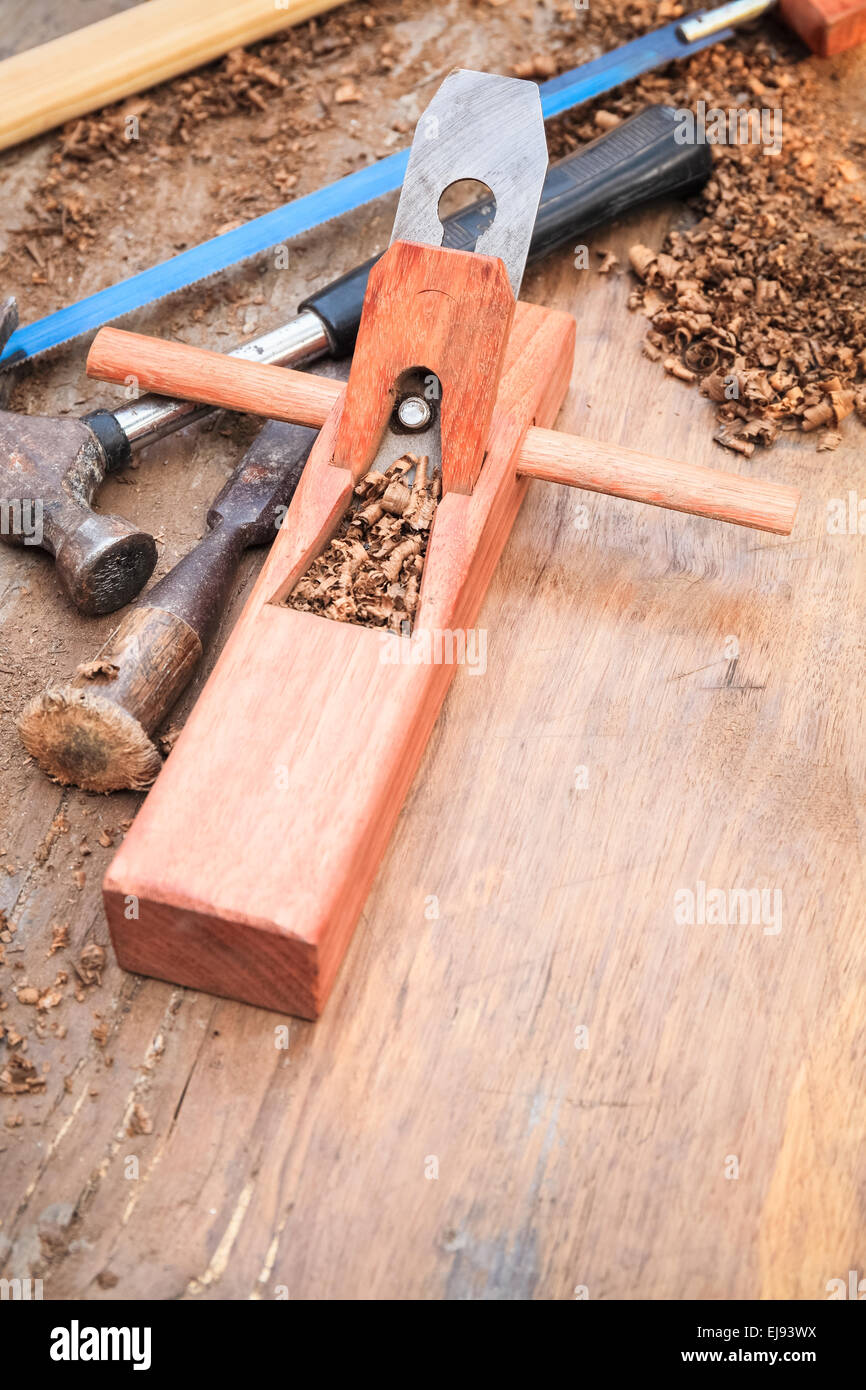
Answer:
[1,0,864,1301]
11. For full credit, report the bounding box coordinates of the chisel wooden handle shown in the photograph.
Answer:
[18,416,319,792]
[88,327,800,535]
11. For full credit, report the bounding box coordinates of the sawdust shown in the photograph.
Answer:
[75,943,106,988]
[1,1050,46,1096]
[127,1102,153,1137]
[285,453,438,630]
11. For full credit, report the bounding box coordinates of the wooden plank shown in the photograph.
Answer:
[0,0,348,153]
[2,4,865,1306]
[3,230,865,1303]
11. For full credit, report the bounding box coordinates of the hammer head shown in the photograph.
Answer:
[0,409,157,615]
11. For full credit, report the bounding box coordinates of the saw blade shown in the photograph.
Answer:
[0,18,732,371]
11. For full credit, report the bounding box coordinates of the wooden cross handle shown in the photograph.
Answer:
[88,327,800,535]
[518,428,799,535]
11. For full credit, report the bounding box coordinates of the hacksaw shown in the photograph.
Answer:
[6,0,862,370]
[0,4,748,369]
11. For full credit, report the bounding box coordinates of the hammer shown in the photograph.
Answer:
[0,297,158,614]
[0,314,328,617]
[18,414,320,791]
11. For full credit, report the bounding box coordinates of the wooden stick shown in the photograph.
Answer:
[0,0,348,153]
[89,327,342,428]
[518,427,801,536]
[87,327,801,535]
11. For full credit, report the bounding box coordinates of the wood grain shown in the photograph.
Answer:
[780,0,866,55]
[88,328,800,533]
[103,301,576,1016]
[333,241,514,494]
[0,0,348,152]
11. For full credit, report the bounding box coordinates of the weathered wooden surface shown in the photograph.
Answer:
[1,2,865,1301]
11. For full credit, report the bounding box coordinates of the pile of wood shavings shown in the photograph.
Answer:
[286,454,439,631]
[538,10,866,455]
[627,152,866,455]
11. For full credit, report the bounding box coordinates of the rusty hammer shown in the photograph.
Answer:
[0,297,158,615]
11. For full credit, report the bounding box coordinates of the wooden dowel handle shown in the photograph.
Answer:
[88,328,800,535]
[518,427,799,535]
[87,328,343,428]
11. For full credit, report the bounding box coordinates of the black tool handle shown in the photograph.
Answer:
[300,105,712,356]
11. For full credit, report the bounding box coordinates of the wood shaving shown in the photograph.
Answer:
[76,659,119,682]
[75,942,106,987]
[610,32,866,454]
[48,924,70,962]
[1,1052,46,1096]
[285,454,439,632]
[127,1103,153,1137]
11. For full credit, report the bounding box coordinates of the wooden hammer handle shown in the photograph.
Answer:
[88,328,800,536]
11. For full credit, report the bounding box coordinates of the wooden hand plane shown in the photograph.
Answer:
[99,71,800,1019]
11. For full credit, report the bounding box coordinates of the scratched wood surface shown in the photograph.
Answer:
[1,3,865,1301]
